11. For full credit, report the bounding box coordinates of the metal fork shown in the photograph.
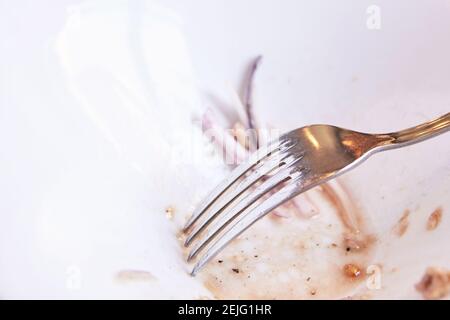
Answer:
[184,113,450,275]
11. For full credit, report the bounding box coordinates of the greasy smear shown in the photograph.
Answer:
[393,209,410,237]
[320,182,375,254]
[426,207,443,231]
[189,180,376,299]
[115,270,156,283]
[343,233,376,253]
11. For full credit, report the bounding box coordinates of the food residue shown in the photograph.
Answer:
[426,207,443,231]
[393,209,410,237]
[165,206,175,220]
[343,264,362,279]
[415,267,450,300]
[115,270,156,283]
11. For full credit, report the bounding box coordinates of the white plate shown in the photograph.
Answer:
[0,0,449,299]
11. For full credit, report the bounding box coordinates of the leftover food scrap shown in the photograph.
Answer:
[343,264,363,279]
[426,207,443,231]
[415,267,450,300]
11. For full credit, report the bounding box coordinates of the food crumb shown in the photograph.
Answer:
[310,289,317,296]
[343,264,362,278]
[415,267,450,300]
[165,206,175,220]
[426,207,443,231]
[393,209,410,237]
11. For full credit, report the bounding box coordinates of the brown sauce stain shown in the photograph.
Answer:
[426,207,443,231]
[343,233,376,254]
[320,184,357,231]
[393,209,410,237]
[320,182,375,255]
[183,179,377,299]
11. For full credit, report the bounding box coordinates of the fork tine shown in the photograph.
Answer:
[184,149,292,246]
[183,138,289,231]
[186,157,303,261]
[187,168,289,261]
[190,174,305,276]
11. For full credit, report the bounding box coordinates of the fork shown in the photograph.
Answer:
[184,113,450,275]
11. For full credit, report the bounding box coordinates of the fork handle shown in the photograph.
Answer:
[376,112,450,150]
